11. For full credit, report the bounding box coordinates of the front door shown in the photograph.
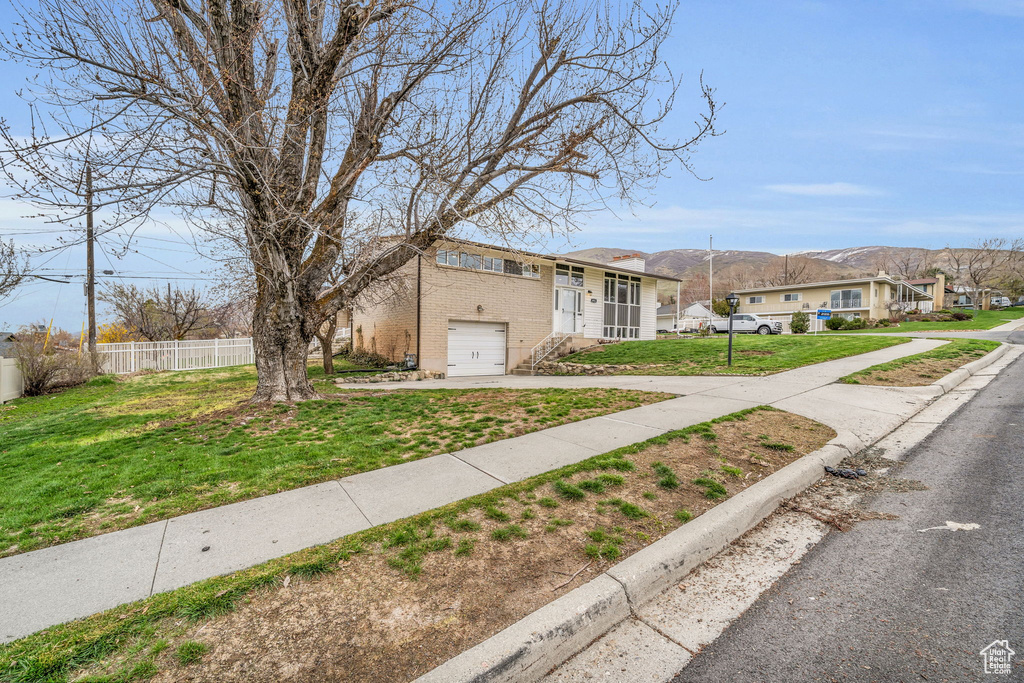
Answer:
[558,288,583,334]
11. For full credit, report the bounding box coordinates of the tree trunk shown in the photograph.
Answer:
[250,283,320,402]
[316,317,338,375]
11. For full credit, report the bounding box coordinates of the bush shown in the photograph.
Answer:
[952,311,972,321]
[824,317,845,331]
[841,317,867,330]
[12,329,94,396]
[878,318,891,327]
[790,310,810,334]
[346,346,391,368]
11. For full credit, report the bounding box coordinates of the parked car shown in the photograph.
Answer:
[708,314,783,335]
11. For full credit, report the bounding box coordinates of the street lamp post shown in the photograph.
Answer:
[725,292,740,366]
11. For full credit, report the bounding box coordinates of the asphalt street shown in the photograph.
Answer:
[676,352,1024,682]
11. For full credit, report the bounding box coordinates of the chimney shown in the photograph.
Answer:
[610,253,646,273]
[877,270,888,278]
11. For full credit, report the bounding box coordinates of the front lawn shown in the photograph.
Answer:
[830,308,1024,333]
[0,366,668,556]
[557,335,909,375]
[0,407,834,683]
[840,339,1000,386]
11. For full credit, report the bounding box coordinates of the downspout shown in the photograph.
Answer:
[416,254,422,366]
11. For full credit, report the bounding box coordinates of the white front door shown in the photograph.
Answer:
[558,288,583,334]
[447,321,507,377]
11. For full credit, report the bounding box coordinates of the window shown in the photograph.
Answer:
[748,296,765,304]
[781,293,801,302]
[603,274,641,338]
[438,247,537,277]
[830,288,863,309]
[556,264,585,287]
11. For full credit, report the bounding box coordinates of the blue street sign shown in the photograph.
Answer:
[817,309,832,320]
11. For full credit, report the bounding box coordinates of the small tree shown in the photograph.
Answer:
[711,299,730,317]
[13,325,93,395]
[99,283,217,341]
[0,239,27,302]
[790,310,809,334]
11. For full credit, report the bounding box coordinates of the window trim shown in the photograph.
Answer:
[747,295,765,304]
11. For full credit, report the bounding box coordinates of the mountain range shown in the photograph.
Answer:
[562,245,940,284]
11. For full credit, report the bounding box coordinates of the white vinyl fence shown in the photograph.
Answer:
[1,357,23,402]
[96,338,255,374]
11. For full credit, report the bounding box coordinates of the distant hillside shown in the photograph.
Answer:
[562,246,875,282]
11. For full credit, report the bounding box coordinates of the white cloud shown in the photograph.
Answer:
[764,182,883,197]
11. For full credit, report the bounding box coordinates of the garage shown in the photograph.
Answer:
[447,321,507,377]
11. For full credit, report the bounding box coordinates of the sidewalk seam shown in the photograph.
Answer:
[336,481,373,528]
[148,521,169,597]
[445,453,512,486]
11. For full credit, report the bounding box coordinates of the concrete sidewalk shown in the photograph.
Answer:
[0,339,948,643]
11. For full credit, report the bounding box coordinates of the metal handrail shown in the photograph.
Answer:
[530,331,571,369]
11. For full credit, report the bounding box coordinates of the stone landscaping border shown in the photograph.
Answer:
[414,342,1011,683]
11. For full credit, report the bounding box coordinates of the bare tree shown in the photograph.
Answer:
[885,248,931,280]
[0,239,27,301]
[756,255,829,287]
[1,0,718,401]
[99,283,215,340]
[945,239,1023,310]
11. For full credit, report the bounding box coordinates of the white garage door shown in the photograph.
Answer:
[447,321,507,377]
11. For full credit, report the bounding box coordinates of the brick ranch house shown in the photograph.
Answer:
[344,241,680,377]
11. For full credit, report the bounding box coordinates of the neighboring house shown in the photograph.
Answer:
[905,274,952,312]
[0,331,16,358]
[350,240,679,376]
[655,304,677,332]
[734,272,933,324]
[950,286,993,310]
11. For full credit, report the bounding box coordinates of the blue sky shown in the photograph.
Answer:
[2,0,1023,329]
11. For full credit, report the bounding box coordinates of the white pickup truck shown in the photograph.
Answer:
[707,313,784,335]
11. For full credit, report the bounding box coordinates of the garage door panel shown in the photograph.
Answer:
[448,321,506,377]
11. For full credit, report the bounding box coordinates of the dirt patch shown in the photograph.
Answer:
[851,357,973,387]
[95,410,836,683]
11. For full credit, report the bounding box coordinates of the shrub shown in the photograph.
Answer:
[13,329,94,396]
[878,318,891,327]
[952,311,972,321]
[346,346,392,368]
[841,317,867,330]
[919,316,932,322]
[790,310,810,334]
[824,317,846,331]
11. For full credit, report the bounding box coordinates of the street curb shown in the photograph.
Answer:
[933,343,1009,394]
[415,345,1014,683]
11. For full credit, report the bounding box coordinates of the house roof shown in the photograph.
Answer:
[437,237,682,282]
[735,275,932,300]
[656,304,676,315]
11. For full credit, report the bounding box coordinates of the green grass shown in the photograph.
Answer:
[0,365,667,556]
[0,406,781,683]
[175,641,207,666]
[840,338,1000,383]
[829,308,1024,333]
[558,335,909,375]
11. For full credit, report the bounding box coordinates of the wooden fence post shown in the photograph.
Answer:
[130,341,136,373]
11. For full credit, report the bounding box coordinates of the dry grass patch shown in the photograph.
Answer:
[51,408,834,683]
[840,339,998,387]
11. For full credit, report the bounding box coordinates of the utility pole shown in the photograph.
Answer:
[708,234,713,329]
[86,162,97,360]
